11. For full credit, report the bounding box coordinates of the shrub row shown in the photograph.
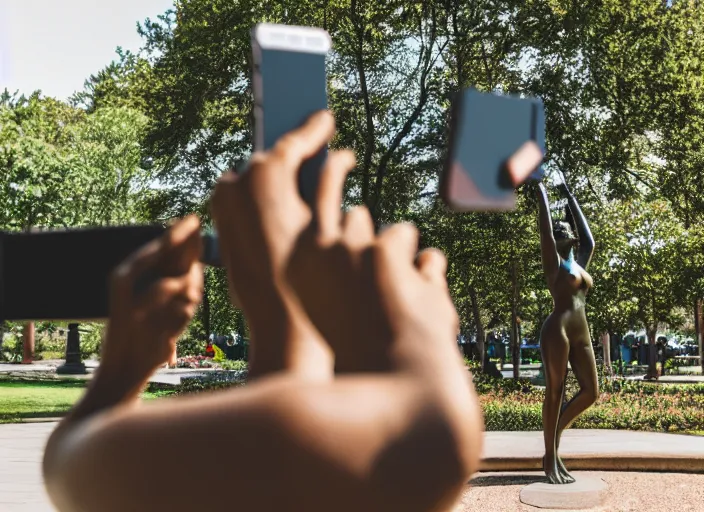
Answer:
[481,392,704,433]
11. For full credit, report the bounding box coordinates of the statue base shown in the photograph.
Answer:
[520,476,608,510]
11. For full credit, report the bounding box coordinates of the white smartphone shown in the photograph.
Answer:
[251,23,332,204]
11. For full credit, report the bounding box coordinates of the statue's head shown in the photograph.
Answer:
[552,219,577,256]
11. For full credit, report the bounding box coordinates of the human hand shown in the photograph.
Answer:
[548,168,570,193]
[210,111,340,380]
[287,155,461,377]
[102,215,204,376]
[504,141,544,187]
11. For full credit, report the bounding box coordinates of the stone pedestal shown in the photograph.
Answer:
[520,477,608,510]
[57,323,86,375]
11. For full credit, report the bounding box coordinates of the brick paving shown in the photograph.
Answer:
[0,423,54,512]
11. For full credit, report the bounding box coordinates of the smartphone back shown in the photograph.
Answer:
[441,89,545,211]
[251,24,331,204]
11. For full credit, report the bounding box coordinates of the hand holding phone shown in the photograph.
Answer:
[440,89,545,212]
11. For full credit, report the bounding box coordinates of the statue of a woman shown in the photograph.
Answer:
[535,174,597,484]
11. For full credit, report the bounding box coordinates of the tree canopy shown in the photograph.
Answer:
[2,0,703,371]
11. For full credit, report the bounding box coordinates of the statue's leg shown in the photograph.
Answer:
[541,327,570,485]
[555,339,598,483]
[555,371,572,482]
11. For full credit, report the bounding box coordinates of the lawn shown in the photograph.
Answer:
[0,379,174,423]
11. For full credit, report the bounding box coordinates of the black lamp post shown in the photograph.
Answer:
[57,323,86,374]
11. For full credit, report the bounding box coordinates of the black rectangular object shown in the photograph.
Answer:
[0,226,221,322]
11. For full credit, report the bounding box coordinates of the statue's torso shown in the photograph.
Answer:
[542,257,593,341]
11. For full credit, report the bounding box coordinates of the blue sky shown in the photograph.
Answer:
[0,0,173,101]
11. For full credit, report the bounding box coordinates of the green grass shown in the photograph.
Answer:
[0,379,175,423]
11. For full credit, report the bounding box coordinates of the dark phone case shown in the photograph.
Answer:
[441,89,545,211]
[0,226,221,322]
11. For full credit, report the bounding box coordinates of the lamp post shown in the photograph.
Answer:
[57,323,86,374]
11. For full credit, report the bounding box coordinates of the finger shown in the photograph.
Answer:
[111,237,164,302]
[376,223,420,273]
[341,205,375,251]
[315,150,356,242]
[506,141,543,187]
[153,297,199,337]
[158,215,203,276]
[136,270,202,312]
[416,248,448,286]
[270,110,335,172]
[136,277,188,311]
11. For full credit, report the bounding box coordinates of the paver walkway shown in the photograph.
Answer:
[2,424,704,511]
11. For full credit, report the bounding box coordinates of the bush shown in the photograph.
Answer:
[176,372,247,395]
[34,335,65,357]
[218,359,248,371]
[1,333,23,363]
[480,381,704,433]
[80,324,104,360]
[177,333,203,357]
[465,357,536,395]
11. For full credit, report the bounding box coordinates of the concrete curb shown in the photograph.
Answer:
[480,430,704,473]
[481,455,704,473]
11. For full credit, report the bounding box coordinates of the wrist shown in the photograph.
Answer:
[99,346,157,385]
[61,359,147,428]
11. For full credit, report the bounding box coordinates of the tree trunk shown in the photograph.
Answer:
[510,263,520,379]
[22,322,34,364]
[601,332,611,369]
[468,287,486,371]
[511,308,520,379]
[646,326,659,380]
[695,298,703,374]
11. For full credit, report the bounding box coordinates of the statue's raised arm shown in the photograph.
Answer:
[536,182,559,278]
[556,179,594,270]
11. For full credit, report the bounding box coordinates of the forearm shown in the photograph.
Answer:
[562,188,594,248]
[43,361,150,509]
[239,285,333,381]
[43,375,480,512]
[536,184,553,236]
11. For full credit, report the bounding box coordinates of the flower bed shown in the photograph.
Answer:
[480,389,704,433]
[175,356,216,369]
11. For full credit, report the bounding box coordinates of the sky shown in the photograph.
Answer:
[0,0,174,101]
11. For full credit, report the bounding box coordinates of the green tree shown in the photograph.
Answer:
[616,199,685,378]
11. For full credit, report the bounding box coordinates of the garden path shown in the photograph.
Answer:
[2,423,704,511]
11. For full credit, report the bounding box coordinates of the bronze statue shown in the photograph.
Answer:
[536,174,597,484]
